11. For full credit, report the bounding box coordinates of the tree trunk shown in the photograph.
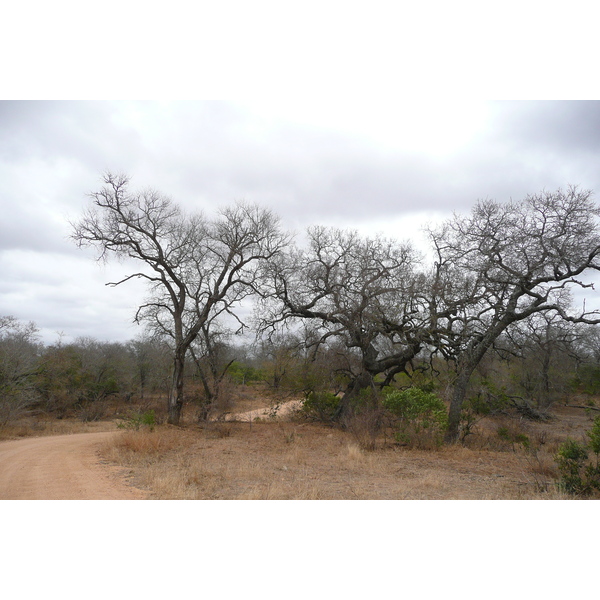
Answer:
[167,353,186,425]
[196,368,215,422]
[336,371,377,421]
[540,347,552,408]
[444,368,474,443]
[445,326,510,443]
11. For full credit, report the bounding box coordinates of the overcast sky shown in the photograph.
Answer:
[3,100,600,344]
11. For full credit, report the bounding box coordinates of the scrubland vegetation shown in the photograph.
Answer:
[3,311,600,499]
[4,179,600,499]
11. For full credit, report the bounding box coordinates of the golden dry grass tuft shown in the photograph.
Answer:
[110,428,182,454]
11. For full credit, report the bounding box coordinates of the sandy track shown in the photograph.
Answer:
[0,431,146,500]
[0,400,301,500]
[224,399,302,422]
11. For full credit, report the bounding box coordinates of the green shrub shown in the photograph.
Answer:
[117,409,156,431]
[555,416,600,496]
[382,388,448,448]
[383,387,448,427]
[300,391,341,422]
[459,384,512,441]
[555,439,589,495]
[587,415,600,456]
[228,361,265,385]
[514,433,530,449]
[571,364,600,395]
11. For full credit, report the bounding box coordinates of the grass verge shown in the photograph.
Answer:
[98,419,575,500]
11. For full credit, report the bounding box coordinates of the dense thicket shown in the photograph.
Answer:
[0,326,174,424]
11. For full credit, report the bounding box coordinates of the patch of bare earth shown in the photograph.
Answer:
[0,430,147,500]
[99,402,595,500]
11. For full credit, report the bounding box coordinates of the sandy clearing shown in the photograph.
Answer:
[224,399,303,422]
[0,431,147,500]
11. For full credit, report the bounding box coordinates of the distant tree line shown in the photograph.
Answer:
[0,320,172,425]
[0,315,349,425]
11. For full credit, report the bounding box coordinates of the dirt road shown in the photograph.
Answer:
[0,431,147,500]
[0,401,301,500]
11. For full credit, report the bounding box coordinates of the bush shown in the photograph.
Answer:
[382,388,448,448]
[555,439,590,495]
[464,389,509,417]
[78,400,108,422]
[0,395,33,428]
[117,409,157,431]
[587,415,600,456]
[572,364,600,395]
[344,407,384,451]
[228,361,265,385]
[460,380,510,438]
[554,417,600,495]
[496,426,531,451]
[300,391,341,422]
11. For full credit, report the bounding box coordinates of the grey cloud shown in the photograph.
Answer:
[489,101,600,155]
[4,100,600,342]
[0,101,142,168]
[0,249,146,344]
[146,101,600,228]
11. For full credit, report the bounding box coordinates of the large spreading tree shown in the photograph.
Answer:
[259,225,432,418]
[428,187,600,441]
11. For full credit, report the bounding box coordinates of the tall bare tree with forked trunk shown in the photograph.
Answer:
[72,172,289,424]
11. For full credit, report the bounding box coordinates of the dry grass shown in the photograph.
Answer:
[0,418,118,441]
[97,406,589,500]
[4,388,595,499]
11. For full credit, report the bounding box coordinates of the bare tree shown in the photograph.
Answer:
[72,173,289,424]
[259,226,429,418]
[428,186,600,441]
